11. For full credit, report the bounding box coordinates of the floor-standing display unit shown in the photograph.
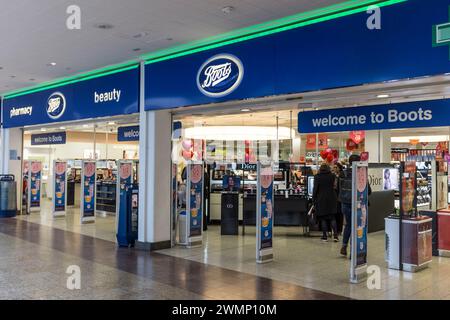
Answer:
[80,160,96,224]
[116,160,133,234]
[185,161,204,248]
[385,161,433,272]
[52,160,68,217]
[350,161,369,283]
[256,161,274,264]
[28,161,42,213]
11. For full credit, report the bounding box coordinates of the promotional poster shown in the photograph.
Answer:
[355,165,368,267]
[53,161,67,215]
[29,161,42,209]
[188,163,203,237]
[22,161,29,213]
[259,164,274,250]
[81,161,96,219]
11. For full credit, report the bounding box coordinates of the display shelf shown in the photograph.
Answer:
[96,181,116,215]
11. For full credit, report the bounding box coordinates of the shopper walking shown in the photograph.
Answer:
[312,163,339,242]
[338,154,360,256]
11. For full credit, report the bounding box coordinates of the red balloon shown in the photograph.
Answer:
[182,150,193,160]
[326,154,334,163]
[320,150,328,160]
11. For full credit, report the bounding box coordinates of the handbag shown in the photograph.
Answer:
[308,204,316,223]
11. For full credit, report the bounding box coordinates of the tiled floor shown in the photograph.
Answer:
[0,218,346,300]
[5,204,450,300]
[158,225,450,300]
[16,199,116,242]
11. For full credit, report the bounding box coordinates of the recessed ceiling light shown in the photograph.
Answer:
[40,128,47,132]
[377,94,390,98]
[221,6,235,14]
[132,31,149,39]
[94,23,114,30]
[83,124,89,128]
[240,108,251,112]
[59,126,66,130]
[47,62,56,66]
[108,121,116,125]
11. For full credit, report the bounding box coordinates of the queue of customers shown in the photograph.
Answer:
[312,154,369,257]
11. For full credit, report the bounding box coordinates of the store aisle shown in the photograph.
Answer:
[158,226,450,300]
[15,199,116,242]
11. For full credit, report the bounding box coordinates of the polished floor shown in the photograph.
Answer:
[16,199,116,242]
[159,225,450,300]
[0,217,346,300]
[5,204,450,300]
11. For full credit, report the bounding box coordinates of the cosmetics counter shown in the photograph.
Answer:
[209,163,315,227]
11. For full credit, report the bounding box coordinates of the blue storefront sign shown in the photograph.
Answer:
[145,0,450,110]
[298,99,450,133]
[3,67,139,128]
[31,132,66,145]
[117,125,139,142]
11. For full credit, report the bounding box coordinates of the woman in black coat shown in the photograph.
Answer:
[313,163,339,242]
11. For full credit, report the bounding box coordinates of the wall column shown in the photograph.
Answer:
[137,60,172,250]
[365,130,391,163]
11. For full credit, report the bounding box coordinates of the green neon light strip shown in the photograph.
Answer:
[4,63,139,99]
[143,0,407,64]
[4,0,406,99]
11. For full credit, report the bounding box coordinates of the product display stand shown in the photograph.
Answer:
[256,161,274,264]
[80,160,96,224]
[185,161,204,248]
[437,209,450,257]
[52,160,67,218]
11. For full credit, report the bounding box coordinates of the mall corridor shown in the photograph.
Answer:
[0,218,346,300]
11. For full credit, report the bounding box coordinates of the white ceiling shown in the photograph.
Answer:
[0,0,342,94]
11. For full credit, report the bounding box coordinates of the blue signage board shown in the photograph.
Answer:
[298,99,450,133]
[117,125,139,142]
[145,0,450,110]
[31,132,66,145]
[3,68,139,128]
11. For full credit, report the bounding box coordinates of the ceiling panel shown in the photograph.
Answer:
[0,0,343,93]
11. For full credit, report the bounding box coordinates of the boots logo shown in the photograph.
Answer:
[47,92,66,119]
[197,54,244,98]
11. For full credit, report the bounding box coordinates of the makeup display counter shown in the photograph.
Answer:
[242,193,308,227]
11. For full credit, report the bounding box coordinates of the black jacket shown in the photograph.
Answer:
[313,167,338,217]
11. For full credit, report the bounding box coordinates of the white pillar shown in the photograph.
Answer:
[0,127,23,210]
[137,61,172,250]
[365,130,391,163]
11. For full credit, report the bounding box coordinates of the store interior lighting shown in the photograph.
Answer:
[184,126,295,141]
[391,135,450,143]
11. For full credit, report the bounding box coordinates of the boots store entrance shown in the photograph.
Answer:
[1,67,140,241]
